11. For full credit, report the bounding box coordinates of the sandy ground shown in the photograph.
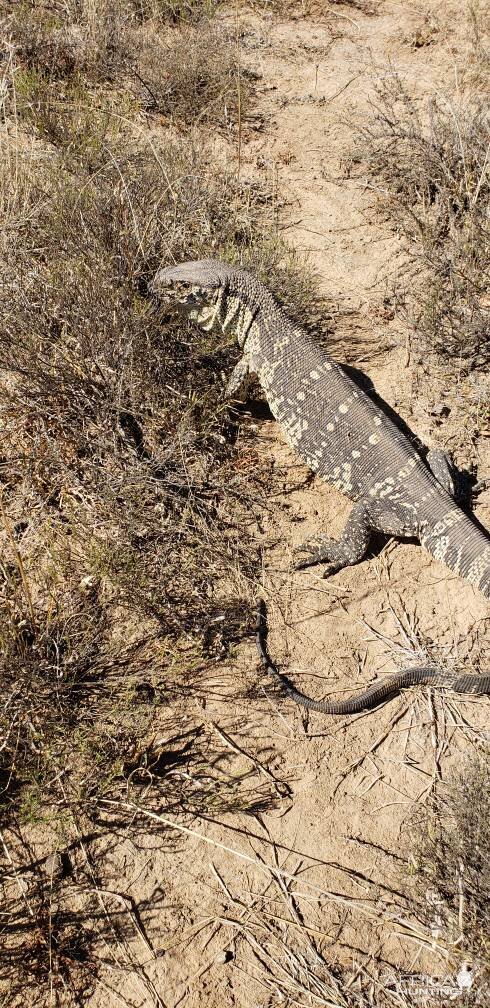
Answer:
[32,4,488,1006]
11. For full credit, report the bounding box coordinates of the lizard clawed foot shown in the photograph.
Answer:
[294,537,343,574]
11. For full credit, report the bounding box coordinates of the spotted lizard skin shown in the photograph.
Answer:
[151,259,490,599]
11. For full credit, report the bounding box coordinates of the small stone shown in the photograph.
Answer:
[430,402,450,418]
[456,964,473,990]
[215,950,234,964]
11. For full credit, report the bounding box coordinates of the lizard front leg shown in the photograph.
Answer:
[224,356,255,400]
[294,498,418,577]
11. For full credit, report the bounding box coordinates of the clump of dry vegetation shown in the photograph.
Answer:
[409,754,490,988]
[351,75,489,372]
[132,19,249,123]
[0,4,300,1000]
[463,2,490,92]
[0,47,286,800]
[6,0,249,131]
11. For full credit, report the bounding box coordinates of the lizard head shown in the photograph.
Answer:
[150,259,234,293]
[150,259,236,327]
[150,258,270,346]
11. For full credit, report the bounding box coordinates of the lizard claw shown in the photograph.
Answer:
[294,556,318,571]
[293,537,338,571]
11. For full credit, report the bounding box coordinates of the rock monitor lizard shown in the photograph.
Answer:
[151,259,490,712]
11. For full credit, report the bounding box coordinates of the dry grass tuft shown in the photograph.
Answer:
[0,7,314,979]
[463,2,490,93]
[133,19,250,124]
[409,754,490,983]
[6,0,222,81]
[6,1,247,132]
[257,0,380,18]
[350,75,489,373]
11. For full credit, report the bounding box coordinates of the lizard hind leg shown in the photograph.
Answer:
[294,501,372,576]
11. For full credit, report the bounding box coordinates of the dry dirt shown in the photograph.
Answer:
[33,3,489,1006]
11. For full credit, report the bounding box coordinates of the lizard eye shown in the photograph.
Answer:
[188,285,209,302]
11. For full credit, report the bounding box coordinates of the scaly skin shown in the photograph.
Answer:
[150,259,490,598]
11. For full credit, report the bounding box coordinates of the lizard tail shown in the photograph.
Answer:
[420,503,490,598]
[255,600,490,715]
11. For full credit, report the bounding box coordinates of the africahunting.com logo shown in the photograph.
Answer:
[381,964,487,1004]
